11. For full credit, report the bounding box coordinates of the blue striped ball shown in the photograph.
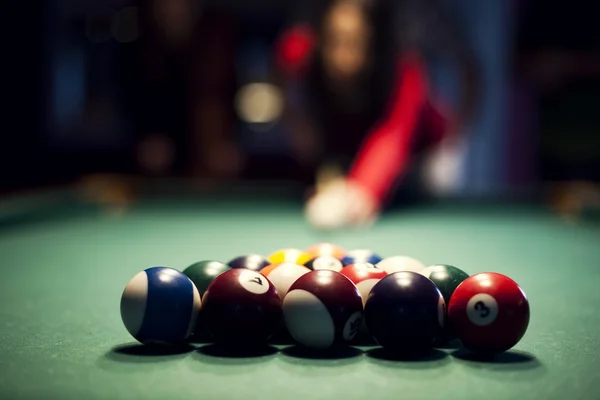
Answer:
[342,249,383,266]
[120,267,201,344]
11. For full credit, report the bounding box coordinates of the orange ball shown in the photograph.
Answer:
[304,242,346,260]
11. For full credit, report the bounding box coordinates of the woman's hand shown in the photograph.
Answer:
[304,177,380,230]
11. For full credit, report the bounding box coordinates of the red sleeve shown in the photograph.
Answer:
[347,54,447,205]
[275,24,316,78]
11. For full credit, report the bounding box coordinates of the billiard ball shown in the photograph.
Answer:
[268,248,313,265]
[339,263,387,306]
[421,264,469,343]
[283,270,363,350]
[120,267,201,345]
[182,260,231,298]
[227,254,270,271]
[304,255,344,272]
[448,272,530,354]
[341,249,383,266]
[376,255,426,274]
[340,263,387,340]
[260,262,311,299]
[365,271,445,353]
[201,269,282,346]
[305,242,346,260]
[181,260,231,341]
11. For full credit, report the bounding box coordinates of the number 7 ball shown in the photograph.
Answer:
[201,269,282,346]
[447,272,530,354]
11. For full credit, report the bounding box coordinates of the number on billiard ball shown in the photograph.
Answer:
[448,272,530,354]
[303,255,344,272]
[201,269,282,346]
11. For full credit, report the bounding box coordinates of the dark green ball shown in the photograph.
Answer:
[423,264,469,344]
[182,260,231,342]
[182,260,231,298]
[424,264,469,304]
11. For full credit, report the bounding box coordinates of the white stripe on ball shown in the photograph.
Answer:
[283,289,335,350]
[355,279,381,307]
[120,271,148,338]
[265,263,310,299]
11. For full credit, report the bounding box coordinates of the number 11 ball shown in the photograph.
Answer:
[120,267,201,345]
[448,272,530,354]
[283,270,363,350]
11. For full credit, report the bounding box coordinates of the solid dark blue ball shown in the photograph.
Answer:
[227,254,269,272]
[364,271,445,353]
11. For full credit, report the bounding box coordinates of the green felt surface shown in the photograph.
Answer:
[0,191,599,400]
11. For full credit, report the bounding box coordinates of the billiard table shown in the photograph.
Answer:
[1,180,599,400]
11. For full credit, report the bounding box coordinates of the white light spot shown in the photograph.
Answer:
[437,295,446,328]
[235,83,284,124]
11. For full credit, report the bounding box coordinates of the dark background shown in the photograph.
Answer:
[3,0,599,195]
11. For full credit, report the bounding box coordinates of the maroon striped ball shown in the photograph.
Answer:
[283,270,363,350]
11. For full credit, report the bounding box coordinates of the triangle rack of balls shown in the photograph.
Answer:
[120,243,530,355]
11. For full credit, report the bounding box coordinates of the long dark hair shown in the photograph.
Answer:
[302,0,406,161]
[308,0,398,100]
[304,0,480,136]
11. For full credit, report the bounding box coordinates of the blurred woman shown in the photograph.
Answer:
[275,0,481,229]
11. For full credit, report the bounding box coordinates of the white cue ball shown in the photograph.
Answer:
[376,256,427,275]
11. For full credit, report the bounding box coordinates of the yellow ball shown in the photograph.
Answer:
[268,248,313,265]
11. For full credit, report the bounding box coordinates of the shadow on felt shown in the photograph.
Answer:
[366,347,449,363]
[449,348,546,380]
[277,345,363,369]
[104,342,195,363]
[433,338,462,350]
[197,343,279,359]
[281,344,363,360]
[451,348,541,368]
